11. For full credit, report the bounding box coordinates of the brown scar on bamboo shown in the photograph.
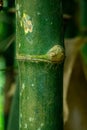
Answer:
[16,44,65,63]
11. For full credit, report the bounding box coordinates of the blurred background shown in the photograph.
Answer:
[0,0,87,130]
[63,0,87,130]
[0,0,17,130]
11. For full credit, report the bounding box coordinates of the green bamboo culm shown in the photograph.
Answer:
[16,0,64,130]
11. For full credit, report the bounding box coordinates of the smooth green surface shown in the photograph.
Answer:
[16,0,63,55]
[19,62,63,130]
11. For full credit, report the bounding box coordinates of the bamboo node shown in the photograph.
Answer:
[16,45,65,63]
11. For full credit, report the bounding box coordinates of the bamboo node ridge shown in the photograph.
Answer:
[16,45,65,63]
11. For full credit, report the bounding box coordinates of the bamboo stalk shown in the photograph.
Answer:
[16,0,64,130]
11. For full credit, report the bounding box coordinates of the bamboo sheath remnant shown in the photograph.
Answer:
[16,45,65,63]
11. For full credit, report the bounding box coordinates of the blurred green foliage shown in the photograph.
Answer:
[0,57,6,130]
